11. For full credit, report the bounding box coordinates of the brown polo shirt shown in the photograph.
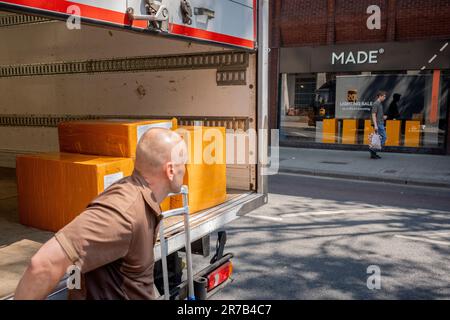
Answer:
[55,170,162,300]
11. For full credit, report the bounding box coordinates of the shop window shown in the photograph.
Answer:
[294,75,316,109]
[280,70,450,152]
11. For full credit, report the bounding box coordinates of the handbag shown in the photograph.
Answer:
[368,132,382,151]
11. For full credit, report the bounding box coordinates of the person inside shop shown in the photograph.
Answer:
[14,127,188,300]
[387,93,401,120]
[370,91,388,159]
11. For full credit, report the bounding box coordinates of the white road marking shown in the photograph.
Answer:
[246,214,283,222]
[394,235,450,246]
[425,231,450,237]
[279,207,435,218]
[428,54,437,63]
[281,209,355,217]
[440,42,448,52]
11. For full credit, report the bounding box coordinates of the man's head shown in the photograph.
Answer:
[377,91,387,102]
[135,128,187,197]
[393,93,401,102]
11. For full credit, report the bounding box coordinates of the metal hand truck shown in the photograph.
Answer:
[158,185,195,300]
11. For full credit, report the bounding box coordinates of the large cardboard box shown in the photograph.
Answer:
[160,197,171,212]
[58,118,178,158]
[171,126,227,214]
[16,152,134,232]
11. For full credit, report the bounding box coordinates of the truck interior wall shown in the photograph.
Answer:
[0,14,257,191]
[0,16,230,64]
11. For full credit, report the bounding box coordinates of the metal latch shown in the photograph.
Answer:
[194,7,214,24]
[127,0,169,31]
[180,0,193,25]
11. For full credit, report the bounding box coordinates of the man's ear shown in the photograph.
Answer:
[166,162,175,181]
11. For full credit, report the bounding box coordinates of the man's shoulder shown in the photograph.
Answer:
[372,101,381,110]
[89,175,144,216]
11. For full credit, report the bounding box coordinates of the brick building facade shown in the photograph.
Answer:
[269,0,450,154]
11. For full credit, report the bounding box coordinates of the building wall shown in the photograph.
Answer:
[269,0,450,153]
[272,0,450,47]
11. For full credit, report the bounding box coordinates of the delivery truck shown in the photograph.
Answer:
[0,0,271,300]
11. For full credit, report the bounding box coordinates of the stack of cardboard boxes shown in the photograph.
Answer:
[16,119,227,232]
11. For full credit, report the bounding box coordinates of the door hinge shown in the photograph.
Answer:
[127,0,169,31]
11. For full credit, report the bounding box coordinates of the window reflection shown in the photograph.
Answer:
[280,70,450,150]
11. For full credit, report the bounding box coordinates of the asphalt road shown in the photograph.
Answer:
[211,173,450,300]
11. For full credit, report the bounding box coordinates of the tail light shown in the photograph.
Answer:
[206,261,233,291]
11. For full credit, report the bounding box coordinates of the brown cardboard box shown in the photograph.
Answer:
[58,118,178,158]
[16,152,134,232]
[171,126,227,214]
[160,197,171,212]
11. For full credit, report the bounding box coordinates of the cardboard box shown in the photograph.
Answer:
[171,126,227,214]
[16,152,134,232]
[58,118,178,158]
[160,197,171,212]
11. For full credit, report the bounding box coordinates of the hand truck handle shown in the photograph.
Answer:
[159,185,195,300]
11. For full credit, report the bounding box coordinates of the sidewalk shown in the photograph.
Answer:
[278,147,450,188]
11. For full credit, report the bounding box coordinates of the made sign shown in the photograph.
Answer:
[331,49,384,66]
[280,40,450,73]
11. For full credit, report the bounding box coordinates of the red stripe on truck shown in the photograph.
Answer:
[170,23,254,49]
[1,0,255,49]
[0,0,147,28]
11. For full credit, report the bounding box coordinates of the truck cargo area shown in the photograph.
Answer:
[0,167,53,299]
[0,6,264,299]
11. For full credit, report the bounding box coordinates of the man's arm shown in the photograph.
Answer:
[372,112,378,133]
[14,237,72,300]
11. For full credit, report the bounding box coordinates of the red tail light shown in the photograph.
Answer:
[206,261,233,291]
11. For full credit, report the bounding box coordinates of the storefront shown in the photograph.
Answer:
[278,40,450,154]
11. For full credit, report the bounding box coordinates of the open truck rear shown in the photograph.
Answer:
[0,0,270,299]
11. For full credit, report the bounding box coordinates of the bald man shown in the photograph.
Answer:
[14,128,187,300]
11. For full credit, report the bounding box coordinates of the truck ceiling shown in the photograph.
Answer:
[0,0,256,50]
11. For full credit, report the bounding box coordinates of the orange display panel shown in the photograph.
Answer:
[58,118,177,158]
[16,152,134,232]
[404,121,421,147]
[171,126,227,214]
[385,120,401,146]
[428,70,441,124]
[322,119,337,143]
[342,120,358,144]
